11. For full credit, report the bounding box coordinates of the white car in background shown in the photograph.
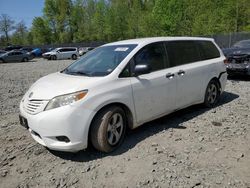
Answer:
[78,47,95,56]
[20,37,227,153]
[42,47,78,60]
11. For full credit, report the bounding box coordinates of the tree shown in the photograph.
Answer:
[31,17,51,45]
[11,21,28,45]
[43,0,73,43]
[0,14,15,44]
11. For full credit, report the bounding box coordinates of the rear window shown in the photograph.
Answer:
[166,41,200,67]
[198,41,220,60]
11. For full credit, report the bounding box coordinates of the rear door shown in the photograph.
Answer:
[130,42,177,124]
[165,41,205,109]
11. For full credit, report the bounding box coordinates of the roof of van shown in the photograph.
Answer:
[105,37,214,46]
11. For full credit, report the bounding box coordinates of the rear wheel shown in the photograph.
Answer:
[72,54,77,60]
[204,80,220,107]
[90,106,126,153]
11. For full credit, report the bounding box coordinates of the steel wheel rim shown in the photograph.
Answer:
[207,84,217,104]
[107,113,124,146]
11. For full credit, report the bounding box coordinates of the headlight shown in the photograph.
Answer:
[45,90,88,111]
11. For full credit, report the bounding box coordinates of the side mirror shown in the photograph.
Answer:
[134,64,151,76]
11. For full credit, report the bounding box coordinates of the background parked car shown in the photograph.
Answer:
[42,47,78,60]
[78,47,95,56]
[20,47,34,52]
[222,39,250,76]
[0,50,33,63]
[4,45,23,51]
[0,50,6,55]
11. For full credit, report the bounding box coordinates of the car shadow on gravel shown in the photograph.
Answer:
[228,75,250,81]
[49,91,239,162]
[0,60,38,64]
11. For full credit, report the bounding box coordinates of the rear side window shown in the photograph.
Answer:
[198,41,220,60]
[134,42,167,72]
[64,48,76,52]
[66,48,76,52]
[166,41,200,67]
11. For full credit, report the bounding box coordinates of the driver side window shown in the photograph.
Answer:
[134,42,167,72]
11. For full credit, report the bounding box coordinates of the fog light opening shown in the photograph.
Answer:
[56,136,70,143]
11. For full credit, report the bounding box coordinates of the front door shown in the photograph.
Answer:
[130,42,177,124]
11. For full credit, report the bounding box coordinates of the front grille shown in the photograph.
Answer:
[23,100,48,115]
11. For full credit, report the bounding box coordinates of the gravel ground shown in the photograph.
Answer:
[0,58,249,188]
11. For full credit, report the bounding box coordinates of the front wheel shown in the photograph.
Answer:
[90,106,126,153]
[51,55,57,60]
[72,54,77,60]
[204,80,220,107]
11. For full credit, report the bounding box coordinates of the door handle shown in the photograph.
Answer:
[177,70,185,76]
[166,73,175,79]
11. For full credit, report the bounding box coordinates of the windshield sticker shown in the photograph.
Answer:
[114,47,129,52]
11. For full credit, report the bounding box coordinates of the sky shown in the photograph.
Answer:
[0,0,44,29]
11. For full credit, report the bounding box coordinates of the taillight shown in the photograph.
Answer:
[224,59,229,64]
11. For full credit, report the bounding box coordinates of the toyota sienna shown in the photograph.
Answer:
[19,37,227,153]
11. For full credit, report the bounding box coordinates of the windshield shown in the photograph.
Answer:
[50,48,59,52]
[62,44,137,76]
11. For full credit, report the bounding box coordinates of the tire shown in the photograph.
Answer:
[30,53,35,59]
[90,106,127,153]
[204,79,220,108]
[51,55,57,60]
[0,59,4,63]
[72,54,77,60]
[22,57,28,62]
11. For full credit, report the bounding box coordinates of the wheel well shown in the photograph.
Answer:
[87,102,134,146]
[210,77,222,92]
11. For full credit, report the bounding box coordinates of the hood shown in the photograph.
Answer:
[26,72,104,100]
[43,51,56,55]
[222,47,250,57]
[0,53,7,57]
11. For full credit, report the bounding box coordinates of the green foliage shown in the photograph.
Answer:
[1,0,250,46]
[31,17,51,45]
[11,21,29,45]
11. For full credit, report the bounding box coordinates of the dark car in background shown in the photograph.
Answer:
[222,40,250,76]
[4,45,23,51]
[0,50,33,63]
[28,48,53,58]
[0,50,6,55]
[20,47,34,53]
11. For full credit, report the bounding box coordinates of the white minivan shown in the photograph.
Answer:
[42,47,78,60]
[19,37,227,153]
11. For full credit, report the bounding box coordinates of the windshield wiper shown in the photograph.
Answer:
[63,69,90,76]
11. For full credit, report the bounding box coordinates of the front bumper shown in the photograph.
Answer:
[42,54,51,59]
[19,101,95,152]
